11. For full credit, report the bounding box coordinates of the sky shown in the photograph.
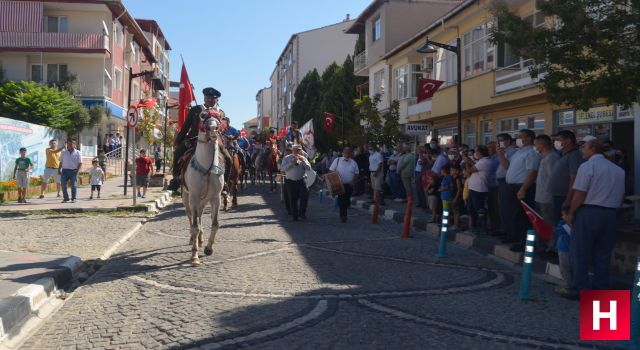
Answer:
[123,0,371,129]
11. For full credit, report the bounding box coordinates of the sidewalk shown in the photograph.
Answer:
[0,176,172,213]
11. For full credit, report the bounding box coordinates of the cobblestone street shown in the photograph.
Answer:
[19,188,624,350]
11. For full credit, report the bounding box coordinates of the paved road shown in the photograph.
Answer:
[20,187,622,350]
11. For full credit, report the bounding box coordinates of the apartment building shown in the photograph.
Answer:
[255,87,271,131]
[269,19,358,130]
[0,0,170,157]
[347,0,463,112]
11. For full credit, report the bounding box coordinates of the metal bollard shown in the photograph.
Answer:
[628,257,640,346]
[318,189,324,203]
[437,201,450,258]
[401,196,413,239]
[332,195,339,212]
[518,229,536,300]
[372,191,381,224]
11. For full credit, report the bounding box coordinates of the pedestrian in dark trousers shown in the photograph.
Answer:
[486,141,501,233]
[504,129,541,252]
[329,147,359,223]
[560,140,625,298]
[353,146,368,197]
[496,133,518,237]
[281,145,311,221]
[548,130,585,226]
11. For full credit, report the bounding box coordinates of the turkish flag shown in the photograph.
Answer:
[240,128,247,138]
[277,125,288,139]
[178,63,195,132]
[520,200,553,241]
[137,97,157,109]
[324,112,336,132]
[417,78,444,103]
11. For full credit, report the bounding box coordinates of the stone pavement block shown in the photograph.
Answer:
[455,232,475,248]
[493,244,523,265]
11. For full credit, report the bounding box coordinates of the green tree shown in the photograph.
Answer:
[356,95,406,148]
[354,33,365,56]
[490,0,640,110]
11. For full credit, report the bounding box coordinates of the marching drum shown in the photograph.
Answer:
[324,172,344,196]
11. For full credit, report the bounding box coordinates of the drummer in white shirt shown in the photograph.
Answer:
[329,147,359,223]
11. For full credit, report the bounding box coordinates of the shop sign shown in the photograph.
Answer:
[616,105,634,120]
[575,105,614,125]
[558,110,575,126]
[405,123,429,135]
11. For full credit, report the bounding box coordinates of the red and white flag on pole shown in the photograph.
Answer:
[178,63,195,132]
[323,112,336,132]
[520,200,553,241]
[416,78,444,103]
[240,128,247,138]
[137,97,157,109]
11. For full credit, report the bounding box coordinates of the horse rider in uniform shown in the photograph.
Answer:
[169,87,230,191]
[286,121,304,147]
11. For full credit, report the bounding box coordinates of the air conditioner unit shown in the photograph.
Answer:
[421,58,434,72]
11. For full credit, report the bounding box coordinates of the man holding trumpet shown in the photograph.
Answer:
[281,144,312,221]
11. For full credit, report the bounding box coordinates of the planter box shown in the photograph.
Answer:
[0,183,57,202]
[128,174,164,187]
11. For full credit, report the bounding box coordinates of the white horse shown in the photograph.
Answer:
[181,115,225,266]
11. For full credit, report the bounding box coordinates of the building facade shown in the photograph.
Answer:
[255,87,271,131]
[0,0,170,157]
[268,18,358,130]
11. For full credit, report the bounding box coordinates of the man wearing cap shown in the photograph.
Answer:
[562,139,625,295]
[281,144,311,221]
[169,87,222,191]
[547,130,585,226]
[330,147,359,223]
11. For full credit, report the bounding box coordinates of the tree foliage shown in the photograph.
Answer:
[356,95,406,148]
[490,0,640,110]
[0,80,106,134]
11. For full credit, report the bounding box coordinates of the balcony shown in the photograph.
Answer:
[495,59,546,94]
[77,81,111,99]
[354,49,368,74]
[407,98,432,116]
[0,32,109,52]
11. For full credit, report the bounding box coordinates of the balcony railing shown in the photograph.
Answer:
[0,32,109,51]
[495,58,546,94]
[354,49,368,72]
[407,97,432,116]
[77,81,111,99]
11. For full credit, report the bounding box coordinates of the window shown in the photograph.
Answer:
[463,23,495,78]
[434,40,457,86]
[288,90,292,110]
[132,83,139,101]
[103,69,111,97]
[498,113,545,138]
[481,120,495,145]
[393,65,409,100]
[373,69,385,96]
[113,68,122,91]
[46,64,68,84]
[465,122,477,148]
[372,17,381,42]
[31,64,43,83]
[411,64,424,98]
[114,23,123,47]
[46,16,67,33]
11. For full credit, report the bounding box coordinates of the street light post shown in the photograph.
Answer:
[417,37,462,145]
[124,68,154,196]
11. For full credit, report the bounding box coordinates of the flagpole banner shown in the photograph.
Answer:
[300,119,316,158]
[417,78,444,103]
[178,63,195,132]
[0,117,62,181]
[324,112,336,132]
[520,200,552,241]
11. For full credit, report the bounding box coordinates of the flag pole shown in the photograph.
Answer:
[181,54,197,105]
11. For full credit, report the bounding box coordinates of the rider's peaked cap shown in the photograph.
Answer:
[203,87,221,98]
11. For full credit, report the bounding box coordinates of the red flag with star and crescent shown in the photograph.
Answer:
[324,112,336,132]
[520,200,552,241]
[178,63,195,132]
[417,78,444,103]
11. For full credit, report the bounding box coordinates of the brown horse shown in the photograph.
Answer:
[223,151,242,210]
[265,143,279,192]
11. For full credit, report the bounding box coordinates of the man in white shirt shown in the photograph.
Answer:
[564,139,625,294]
[329,147,359,223]
[368,144,386,206]
[58,138,83,203]
[281,145,312,221]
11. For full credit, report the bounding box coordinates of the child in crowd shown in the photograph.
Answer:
[462,165,473,229]
[89,160,105,199]
[555,211,573,295]
[449,165,462,230]
[425,174,441,223]
[439,165,453,218]
[13,147,33,203]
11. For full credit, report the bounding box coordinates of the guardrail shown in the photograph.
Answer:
[495,59,546,94]
[0,32,109,51]
[354,50,368,72]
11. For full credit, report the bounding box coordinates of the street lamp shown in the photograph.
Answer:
[124,68,154,196]
[417,37,462,145]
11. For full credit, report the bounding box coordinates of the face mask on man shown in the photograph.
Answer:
[499,141,506,148]
[516,139,524,148]
[554,140,563,151]
[429,144,437,150]
[448,154,456,160]
[533,147,540,154]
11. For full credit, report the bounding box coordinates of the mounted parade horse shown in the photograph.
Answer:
[181,114,225,266]
[222,148,242,210]
[265,142,279,192]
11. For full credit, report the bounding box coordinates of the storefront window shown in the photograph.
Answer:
[436,127,458,146]
[498,113,545,138]
[464,122,476,148]
[482,120,494,144]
